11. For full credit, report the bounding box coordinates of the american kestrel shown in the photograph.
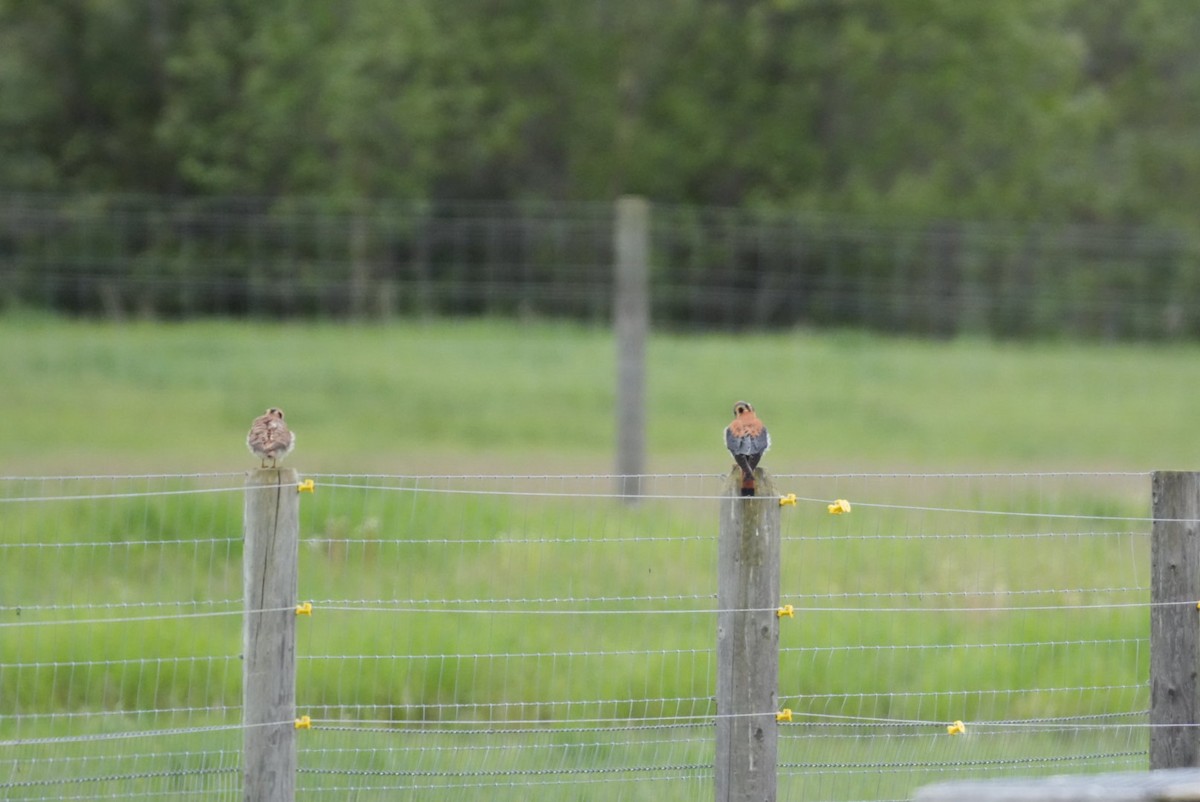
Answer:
[247,407,295,468]
[725,401,770,496]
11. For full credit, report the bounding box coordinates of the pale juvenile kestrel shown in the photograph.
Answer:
[247,407,295,468]
[725,400,770,497]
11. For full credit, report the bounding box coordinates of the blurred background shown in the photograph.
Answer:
[3,6,1199,799]
[2,0,1200,471]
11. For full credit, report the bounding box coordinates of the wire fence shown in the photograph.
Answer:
[3,193,1200,338]
[0,471,1152,800]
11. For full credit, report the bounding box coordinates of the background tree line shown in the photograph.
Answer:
[3,0,1198,225]
[2,0,1199,337]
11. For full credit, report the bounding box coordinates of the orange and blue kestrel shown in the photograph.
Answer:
[247,407,295,468]
[725,401,770,496]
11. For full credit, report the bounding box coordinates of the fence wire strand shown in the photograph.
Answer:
[0,471,1153,801]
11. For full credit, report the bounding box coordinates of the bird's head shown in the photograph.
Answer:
[266,407,285,419]
[733,401,753,416]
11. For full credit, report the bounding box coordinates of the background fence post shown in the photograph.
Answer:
[717,469,780,801]
[244,468,300,801]
[614,195,649,502]
[1151,470,1200,769]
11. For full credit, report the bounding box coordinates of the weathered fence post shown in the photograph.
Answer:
[614,195,649,502]
[1151,471,1200,769]
[717,468,780,802]
[244,468,300,801]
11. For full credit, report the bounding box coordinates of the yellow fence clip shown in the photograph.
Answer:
[295,602,313,616]
[295,715,312,730]
[779,493,797,507]
[297,479,315,494]
[827,499,851,515]
[776,604,795,618]
[776,709,793,722]
[946,720,965,735]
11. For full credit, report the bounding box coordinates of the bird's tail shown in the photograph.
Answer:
[735,457,756,497]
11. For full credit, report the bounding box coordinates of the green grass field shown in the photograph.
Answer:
[0,316,1176,799]
[2,314,1199,474]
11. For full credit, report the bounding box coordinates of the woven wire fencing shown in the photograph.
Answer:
[1,471,1150,800]
[3,193,1200,338]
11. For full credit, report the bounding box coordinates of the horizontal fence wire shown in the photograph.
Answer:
[4,193,1200,340]
[0,470,1154,800]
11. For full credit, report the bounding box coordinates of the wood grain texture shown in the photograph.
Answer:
[1151,471,1200,770]
[244,468,300,802]
[716,467,780,802]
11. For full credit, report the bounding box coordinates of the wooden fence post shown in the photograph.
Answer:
[614,196,649,502]
[244,468,300,801]
[1151,470,1200,769]
[716,468,780,802]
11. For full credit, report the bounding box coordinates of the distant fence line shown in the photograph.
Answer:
[2,193,1199,338]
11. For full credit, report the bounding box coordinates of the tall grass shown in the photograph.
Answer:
[0,317,1174,798]
[3,469,1151,800]
[2,316,1200,473]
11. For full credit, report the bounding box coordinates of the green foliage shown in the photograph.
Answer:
[0,1,181,191]
[1,1,1199,225]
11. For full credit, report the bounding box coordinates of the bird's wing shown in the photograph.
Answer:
[247,418,269,447]
[248,417,289,450]
[724,425,739,453]
[266,422,292,450]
